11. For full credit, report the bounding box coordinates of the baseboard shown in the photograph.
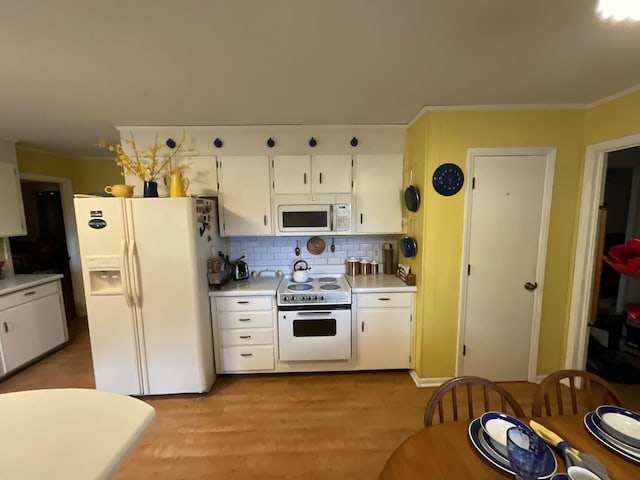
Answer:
[409,370,452,388]
[535,374,547,384]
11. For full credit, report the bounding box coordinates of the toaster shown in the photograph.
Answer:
[231,259,249,281]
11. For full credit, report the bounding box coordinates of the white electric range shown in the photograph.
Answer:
[276,274,352,362]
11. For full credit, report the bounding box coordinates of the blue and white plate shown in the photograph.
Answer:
[595,405,640,449]
[550,474,569,480]
[480,411,531,458]
[468,418,557,478]
[584,411,640,464]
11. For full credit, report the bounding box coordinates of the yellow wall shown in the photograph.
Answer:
[585,90,640,144]
[16,148,121,193]
[407,109,586,377]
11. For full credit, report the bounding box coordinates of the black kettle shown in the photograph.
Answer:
[231,256,249,281]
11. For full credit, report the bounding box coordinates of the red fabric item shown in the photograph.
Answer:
[603,239,640,278]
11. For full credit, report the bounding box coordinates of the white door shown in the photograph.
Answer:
[273,155,311,194]
[460,148,555,381]
[357,308,411,369]
[312,155,352,193]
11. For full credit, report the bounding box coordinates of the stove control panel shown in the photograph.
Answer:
[278,291,350,305]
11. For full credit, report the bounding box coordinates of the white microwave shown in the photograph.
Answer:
[274,195,352,235]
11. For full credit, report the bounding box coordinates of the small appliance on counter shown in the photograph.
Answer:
[208,252,231,287]
[231,256,249,281]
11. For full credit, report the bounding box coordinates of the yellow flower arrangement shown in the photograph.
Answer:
[98,132,188,182]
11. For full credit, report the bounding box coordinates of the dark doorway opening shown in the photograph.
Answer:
[9,180,76,317]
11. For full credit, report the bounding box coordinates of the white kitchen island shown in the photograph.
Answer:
[0,388,155,479]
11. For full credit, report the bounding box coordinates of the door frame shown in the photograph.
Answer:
[18,173,86,316]
[565,133,640,371]
[456,147,556,382]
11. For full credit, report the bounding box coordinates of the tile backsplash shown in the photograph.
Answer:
[228,236,400,275]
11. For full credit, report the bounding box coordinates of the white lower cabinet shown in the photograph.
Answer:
[0,280,68,375]
[355,292,413,370]
[211,294,276,373]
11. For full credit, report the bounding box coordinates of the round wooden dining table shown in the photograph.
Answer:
[379,414,638,479]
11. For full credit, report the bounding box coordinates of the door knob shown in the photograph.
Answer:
[524,282,538,291]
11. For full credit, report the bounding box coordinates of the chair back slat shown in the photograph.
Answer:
[531,369,624,417]
[424,376,525,427]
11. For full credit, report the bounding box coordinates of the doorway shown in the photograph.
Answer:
[458,147,556,382]
[8,174,86,318]
[586,146,640,383]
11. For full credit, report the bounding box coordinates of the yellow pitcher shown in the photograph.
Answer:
[169,174,190,197]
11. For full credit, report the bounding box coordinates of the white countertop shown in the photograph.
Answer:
[209,276,282,296]
[0,274,63,296]
[346,274,417,293]
[0,388,155,480]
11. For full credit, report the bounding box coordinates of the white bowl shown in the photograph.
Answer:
[480,411,530,458]
[595,405,640,448]
[567,466,601,480]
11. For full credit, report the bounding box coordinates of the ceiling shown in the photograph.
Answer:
[2,0,640,159]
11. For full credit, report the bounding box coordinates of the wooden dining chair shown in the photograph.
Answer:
[423,376,525,427]
[531,369,625,417]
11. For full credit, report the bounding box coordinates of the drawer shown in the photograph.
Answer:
[217,311,273,329]
[216,296,273,312]
[357,292,412,308]
[0,281,59,311]
[219,328,273,346]
[219,345,274,372]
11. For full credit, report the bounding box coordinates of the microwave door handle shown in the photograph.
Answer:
[330,205,334,231]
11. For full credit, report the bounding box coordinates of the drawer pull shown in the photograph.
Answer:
[240,353,253,357]
[237,301,250,304]
[239,335,252,339]
[378,297,391,301]
[24,291,37,296]
[238,318,251,322]
[3,322,7,333]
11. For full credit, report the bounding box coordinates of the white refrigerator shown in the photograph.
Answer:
[74,196,219,395]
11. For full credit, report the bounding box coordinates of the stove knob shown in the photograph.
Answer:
[313,295,318,301]
[283,296,288,302]
[320,295,324,301]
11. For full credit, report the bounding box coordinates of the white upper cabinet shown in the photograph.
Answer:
[272,155,310,194]
[354,154,403,234]
[0,140,27,237]
[273,155,352,194]
[218,156,272,236]
[312,155,352,193]
[180,156,218,195]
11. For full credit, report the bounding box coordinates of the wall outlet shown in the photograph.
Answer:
[240,249,248,261]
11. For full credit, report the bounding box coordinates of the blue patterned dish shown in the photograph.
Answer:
[595,405,640,449]
[584,411,640,464]
[468,418,557,478]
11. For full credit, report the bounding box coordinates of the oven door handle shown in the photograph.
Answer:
[293,311,333,316]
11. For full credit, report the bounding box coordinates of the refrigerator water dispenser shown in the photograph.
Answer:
[86,256,123,295]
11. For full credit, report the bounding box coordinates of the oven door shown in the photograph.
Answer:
[277,204,332,234]
[278,308,351,361]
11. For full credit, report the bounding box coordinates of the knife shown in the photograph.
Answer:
[529,420,610,480]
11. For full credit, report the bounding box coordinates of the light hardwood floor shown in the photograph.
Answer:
[0,317,636,479]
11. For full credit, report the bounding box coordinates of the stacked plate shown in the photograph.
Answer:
[468,411,557,478]
[584,405,640,464]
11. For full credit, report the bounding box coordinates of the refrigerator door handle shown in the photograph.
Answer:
[129,238,142,306]
[120,238,133,306]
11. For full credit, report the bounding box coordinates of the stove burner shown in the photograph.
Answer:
[320,283,340,290]
[318,277,338,283]
[288,283,312,291]
[291,277,313,283]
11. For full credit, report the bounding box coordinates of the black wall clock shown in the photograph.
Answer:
[432,163,464,196]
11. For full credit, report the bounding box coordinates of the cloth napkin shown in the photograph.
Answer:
[557,441,610,480]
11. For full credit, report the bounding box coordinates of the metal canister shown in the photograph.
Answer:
[371,261,379,275]
[359,258,372,275]
[346,257,360,275]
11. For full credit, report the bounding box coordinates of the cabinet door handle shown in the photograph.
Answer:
[239,335,252,339]
[238,318,251,322]
[3,322,7,333]
[237,301,250,304]
[319,172,323,184]
[361,321,364,333]
[23,291,37,296]
[378,297,390,301]
[303,173,307,185]
[240,353,253,357]
[264,215,268,226]
[360,213,363,224]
